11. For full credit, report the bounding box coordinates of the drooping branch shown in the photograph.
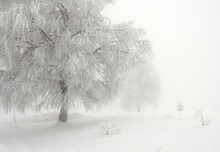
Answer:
[36,89,53,111]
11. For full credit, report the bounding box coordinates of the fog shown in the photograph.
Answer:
[103,0,220,110]
[1,1,220,151]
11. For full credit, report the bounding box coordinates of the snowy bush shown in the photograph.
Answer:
[177,102,184,111]
[194,110,210,126]
[100,123,121,136]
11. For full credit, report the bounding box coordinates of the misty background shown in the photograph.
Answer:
[0,0,219,111]
[0,1,220,152]
[103,0,220,111]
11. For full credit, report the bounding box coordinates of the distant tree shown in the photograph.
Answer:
[119,64,160,112]
[0,0,150,122]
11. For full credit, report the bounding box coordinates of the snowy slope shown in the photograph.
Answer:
[0,110,220,152]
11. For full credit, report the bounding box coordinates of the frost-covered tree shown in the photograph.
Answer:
[0,0,150,122]
[119,64,160,112]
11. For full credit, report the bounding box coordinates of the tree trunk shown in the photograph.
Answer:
[137,106,141,112]
[58,105,68,122]
[58,79,68,122]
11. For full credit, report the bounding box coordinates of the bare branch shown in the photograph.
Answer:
[93,47,102,54]
[37,26,53,41]
[24,41,38,48]
[82,47,102,55]
[70,30,85,40]
[58,2,69,27]
[36,89,53,111]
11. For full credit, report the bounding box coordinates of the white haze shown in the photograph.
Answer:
[103,0,220,111]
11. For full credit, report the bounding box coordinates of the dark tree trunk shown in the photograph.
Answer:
[58,105,68,122]
[58,79,68,122]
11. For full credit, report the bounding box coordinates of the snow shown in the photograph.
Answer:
[0,110,220,152]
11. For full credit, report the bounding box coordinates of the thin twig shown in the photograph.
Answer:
[36,89,53,111]
[37,26,53,41]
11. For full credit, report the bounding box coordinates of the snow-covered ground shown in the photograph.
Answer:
[0,110,220,152]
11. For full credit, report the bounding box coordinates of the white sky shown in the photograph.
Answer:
[103,0,220,110]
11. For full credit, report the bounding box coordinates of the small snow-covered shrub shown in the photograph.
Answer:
[194,111,210,126]
[100,123,121,136]
[177,102,184,111]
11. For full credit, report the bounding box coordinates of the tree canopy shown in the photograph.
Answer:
[0,0,151,121]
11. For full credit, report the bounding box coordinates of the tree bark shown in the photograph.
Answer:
[58,104,68,122]
[58,79,68,122]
